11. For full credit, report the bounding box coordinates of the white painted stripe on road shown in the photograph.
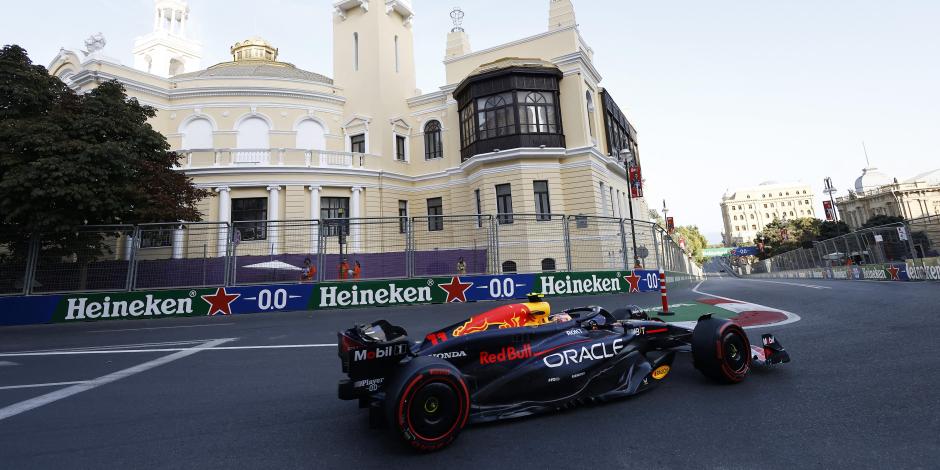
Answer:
[736,279,831,289]
[693,280,802,329]
[4,339,214,355]
[0,361,19,367]
[0,381,88,391]
[0,343,337,357]
[88,323,235,333]
[0,338,235,422]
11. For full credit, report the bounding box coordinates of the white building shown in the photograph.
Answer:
[836,166,940,229]
[720,181,817,246]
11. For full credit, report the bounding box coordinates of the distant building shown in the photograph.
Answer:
[719,182,817,246]
[836,166,940,230]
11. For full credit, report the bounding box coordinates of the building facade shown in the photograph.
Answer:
[835,166,940,230]
[720,182,817,246]
[46,0,648,274]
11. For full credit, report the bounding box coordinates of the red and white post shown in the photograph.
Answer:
[659,268,672,315]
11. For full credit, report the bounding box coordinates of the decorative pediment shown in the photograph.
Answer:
[343,114,371,134]
[389,117,411,133]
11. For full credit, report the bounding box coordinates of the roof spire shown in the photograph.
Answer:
[445,7,471,58]
[862,141,871,168]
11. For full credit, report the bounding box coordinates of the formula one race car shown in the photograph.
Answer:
[336,294,790,451]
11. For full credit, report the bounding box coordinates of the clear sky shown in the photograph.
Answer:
[4,0,939,243]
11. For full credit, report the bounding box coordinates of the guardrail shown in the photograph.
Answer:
[0,214,704,296]
[746,215,939,281]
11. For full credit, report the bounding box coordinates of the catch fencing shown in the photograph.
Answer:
[0,214,702,295]
[751,216,940,275]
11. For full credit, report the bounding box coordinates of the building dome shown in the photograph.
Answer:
[854,167,893,193]
[231,37,278,62]
[172,36,333,84]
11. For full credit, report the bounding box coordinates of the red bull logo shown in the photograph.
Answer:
[451,302,550,337]
[479,344,532,365]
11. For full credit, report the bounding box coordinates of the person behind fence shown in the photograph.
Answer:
[339,258,349,280]
[457,257,467,275]
[353,261,361,280]
[301,257,316,282]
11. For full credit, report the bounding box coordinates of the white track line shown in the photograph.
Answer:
[5,340,214,355]
[88,323,235,333]
[0,381,88,391]
[0,361,18,367]
[0,338,235,422]
[692,280,802,329]
[734,279,831,289]
[0,343,337,358]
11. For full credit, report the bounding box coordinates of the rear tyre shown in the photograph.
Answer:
[384,356,470,452]
[692,316,751,383]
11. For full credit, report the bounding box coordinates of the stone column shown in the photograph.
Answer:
[217,187,231,257]
[351,186,362,253]
[172,224,185,259]
[309,186,321,254]
[267,185,282,255]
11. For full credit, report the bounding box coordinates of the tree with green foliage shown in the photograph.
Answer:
[861,215,904,229]
[0,45,208,272]
[674,225,708,265]
[648,209,665,227]
[818,220,851,240]
[0,45,207,234]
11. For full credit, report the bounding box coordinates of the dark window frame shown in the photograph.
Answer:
[454,66,565,162]
[232,197,268,242]
[398,200,408,234]
[533,180,552,221]
[474,189,483,228]
[395,134,407,161]
[427,197,444,232]
[321,197,350,237]
[424,120,443,159]
[496,183,514,225]
[350,133,366,153]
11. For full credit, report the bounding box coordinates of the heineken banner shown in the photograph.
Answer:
[1,269,676,326]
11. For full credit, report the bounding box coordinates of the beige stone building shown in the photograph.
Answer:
[836,166,940,230]
[46,0,649,274]
[720,182,817,246]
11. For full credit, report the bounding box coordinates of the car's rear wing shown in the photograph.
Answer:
[337,320,411,400]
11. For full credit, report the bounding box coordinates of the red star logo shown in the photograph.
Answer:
[623,272,642,292]
[201,287,241,316]
[438,277,473,303]
[887,266,900,281]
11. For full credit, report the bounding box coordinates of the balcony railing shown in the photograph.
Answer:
[177,149,375,170]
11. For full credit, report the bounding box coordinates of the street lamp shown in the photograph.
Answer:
[620,149,641,269]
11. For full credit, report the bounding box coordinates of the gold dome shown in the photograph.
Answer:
[230,37,278,62]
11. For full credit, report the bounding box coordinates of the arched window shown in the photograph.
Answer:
[502,261,517,273]
[181,118,213,149]
[541,258,556,272]
[424,120,443,159]
[296,119,326,150]
[585,91,596,139]
[236,117,270,149]
[519,91,557,134]
[477,93,514,140]
[353,33,359,71]
[169,58,184,76]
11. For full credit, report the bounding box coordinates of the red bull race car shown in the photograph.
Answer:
[336,294,790,451]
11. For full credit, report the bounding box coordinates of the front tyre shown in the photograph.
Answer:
[384,356,470,451]
[692,315,751,383]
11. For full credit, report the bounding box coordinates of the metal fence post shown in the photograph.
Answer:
[23,234,40,296]
[618,218,630,271]
[652,226,662,271]
[126,226,140,291]
[563,216,573,272]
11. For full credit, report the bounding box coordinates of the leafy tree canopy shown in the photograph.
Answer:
[0,45,208,247]
[861,215,904,229]
[674,225,708,265]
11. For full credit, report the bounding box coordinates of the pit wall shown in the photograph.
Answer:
[0,270,700,326]
[747,258,940,283]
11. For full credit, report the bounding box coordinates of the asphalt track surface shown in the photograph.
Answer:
[1,263,938,469]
